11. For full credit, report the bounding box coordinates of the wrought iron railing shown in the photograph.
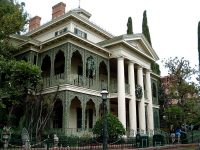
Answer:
[1,128,200,149]
[42,74,133,95]
[42,74,109,91]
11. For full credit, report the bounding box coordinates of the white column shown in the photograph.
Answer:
[137,66,146,131]
[146,70,154,131]
[117,57,126,128]
[128,61,137,134]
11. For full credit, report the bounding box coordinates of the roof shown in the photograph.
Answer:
[25,9,114,39]
[98,33,159,61]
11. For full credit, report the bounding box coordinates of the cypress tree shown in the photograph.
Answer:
[142,10,152,45]
[198,21,200,70]
[127,17,133,34]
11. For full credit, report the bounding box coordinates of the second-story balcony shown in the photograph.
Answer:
[42,74,131,94]
[42,73,108,91]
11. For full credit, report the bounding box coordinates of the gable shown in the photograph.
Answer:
[124,34,159,61]
[127,40,153,57]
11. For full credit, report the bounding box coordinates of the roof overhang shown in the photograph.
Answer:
[25,11,113,40]
[99,34,159,61]
[15,31,110,56]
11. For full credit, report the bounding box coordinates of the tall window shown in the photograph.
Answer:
[54,51,65,75]
[88,109,93,128]
[77,108,82,129]
[152,82,157,98]
[53,100,63,128]
[41,55,51,77]
[34,55,37,65]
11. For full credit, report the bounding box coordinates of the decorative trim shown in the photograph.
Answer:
[135,84,143,99]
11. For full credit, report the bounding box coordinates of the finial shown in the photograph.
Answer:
[78,0,80,8]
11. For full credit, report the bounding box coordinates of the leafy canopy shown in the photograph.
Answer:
[0,57,41,108]
[161,57,200,127]
[0,0,28,58]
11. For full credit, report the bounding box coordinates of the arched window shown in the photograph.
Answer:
[99,61,108,89]
[71,51,83,76]
[41,55,51,77]
[54,50,65,75]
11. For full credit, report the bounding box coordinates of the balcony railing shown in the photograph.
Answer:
[42,73,65,88]
[109,78,130,94]
[42,74,108,91]
[42,74,132,94]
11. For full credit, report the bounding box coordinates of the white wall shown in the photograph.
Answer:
[71,22,106,43]
[34,23,70,42]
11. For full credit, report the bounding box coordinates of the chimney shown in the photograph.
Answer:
[52,2,66,19]
[29,16,41,32]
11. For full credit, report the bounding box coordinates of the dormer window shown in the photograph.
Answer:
[55,27,68,37]
[55,31,58,36]
[63,27,67,32]
[74,28,87,39]
[59,30,63,35]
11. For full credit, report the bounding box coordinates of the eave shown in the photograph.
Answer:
[100,38,156,61]
[26,11,113,40]
[40,31,110,55]
[17,31,110,56]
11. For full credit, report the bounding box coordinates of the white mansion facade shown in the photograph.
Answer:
[12,2,160,136]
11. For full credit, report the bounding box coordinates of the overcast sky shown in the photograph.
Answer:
[22,0,200,76]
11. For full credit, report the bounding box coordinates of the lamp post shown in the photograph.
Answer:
[101,89,109,150]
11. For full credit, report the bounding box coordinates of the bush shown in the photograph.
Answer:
[92,113,125,140]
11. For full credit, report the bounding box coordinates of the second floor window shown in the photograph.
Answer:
[74,28,87,39]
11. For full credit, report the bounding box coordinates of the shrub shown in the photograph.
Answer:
[92,113,125,140]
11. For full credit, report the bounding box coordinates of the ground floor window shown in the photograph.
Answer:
[153,108,160,129]
[77,108,82,129]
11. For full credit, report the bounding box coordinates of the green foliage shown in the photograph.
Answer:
[0,0,28,58]
[162,57,200,127]
[198,21,200,69]
[162,57,198,106]
[164,105,183,127]
[142,10,152,46]
[92,113,125,138]
[0,57,41,99]
[127,17,133,34]
[0,57,41,126]
[151,62,161,75]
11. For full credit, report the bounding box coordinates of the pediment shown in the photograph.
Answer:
[124,34,159,61]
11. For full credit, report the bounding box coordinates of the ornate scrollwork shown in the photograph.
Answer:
[135,84,143,99]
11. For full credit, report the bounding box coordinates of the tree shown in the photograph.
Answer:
[127,17,133,34]
[142,10,152,45]
[0,58,41,125]
[0,0,28,58]
[198,21,200,70]
[151,62,161,75]
[161,57,200,127]
[0,1,62,141]
[20,86,60,141]
[0,0,44,130]
[93,113,125,140]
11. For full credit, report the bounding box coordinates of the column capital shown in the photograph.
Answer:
[128,60,136,64]
[117,56,124,60]
[145,69,152,74]
[137,65,143,70]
